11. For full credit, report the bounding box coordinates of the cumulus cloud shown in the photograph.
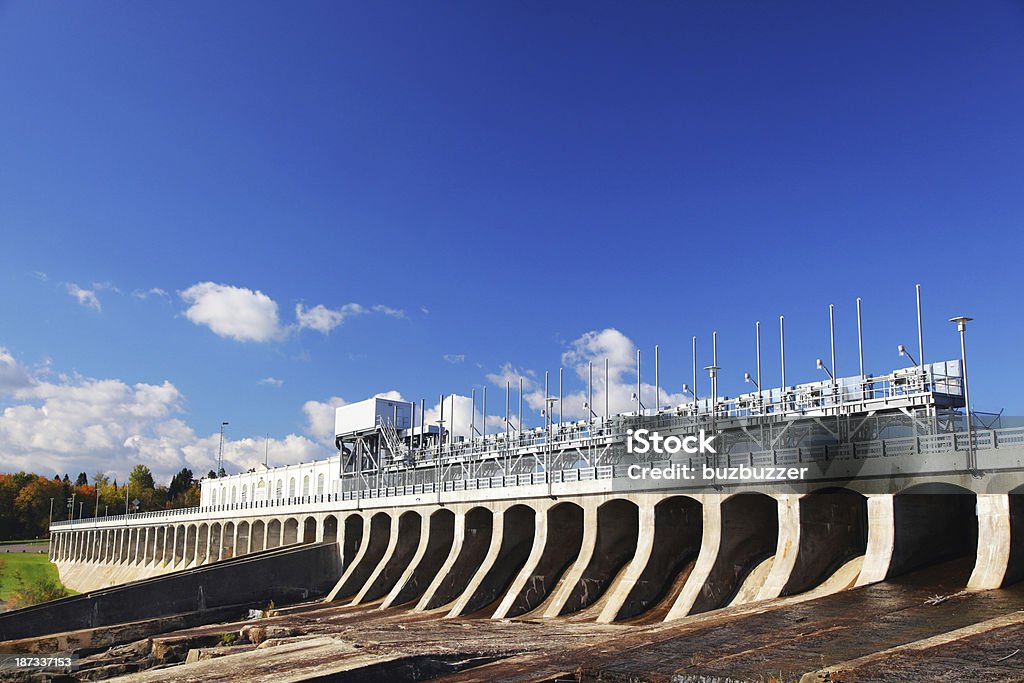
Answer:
[485,329,688,424]
[295,303,364,334]
[295,302,406,334]
[302,396,348,446]
[0,348,332,483]
[66,283,102,311]
[0,347,35,393]
[180,282,282,342]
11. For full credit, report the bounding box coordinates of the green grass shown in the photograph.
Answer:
[0,553,76,602]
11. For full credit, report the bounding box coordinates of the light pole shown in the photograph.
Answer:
[48,497,54,532]
[949,316,975,473]
[218,421,229,477]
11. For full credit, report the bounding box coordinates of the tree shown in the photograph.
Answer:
[75,472,88,486]
[128,465,155,491]
[168,468,194,500]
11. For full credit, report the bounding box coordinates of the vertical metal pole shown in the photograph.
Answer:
[505,381,510,440]
[544,371,550,433]
[558,367,563,428]
[438,393,444,457]
[519,378,523,436]
[712,332,718,415]
[780,315,787,389]
[471,388,476,441]
[636,349,641,414]
[691,336,697,413]
[956,321,975,471]
[655,345,660,412]
[588,360,594,426]
[829,303,836,386]
[857,297,864,378]
[916,284,924,371]
[756,321,762,405]
[605,358,609,419]
[482,386,487,440]
[449,394,455,448]
[420,398,425,451]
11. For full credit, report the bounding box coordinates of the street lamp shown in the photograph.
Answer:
[218,421,229,477]
[743,372,759,390]
[816,358,834,381]
[949,316,976,473]
[629,393,646,412]
[897,344,919,367]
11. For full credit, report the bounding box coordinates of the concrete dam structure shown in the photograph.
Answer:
[47,355,1024,629]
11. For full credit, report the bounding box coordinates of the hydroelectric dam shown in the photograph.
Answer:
[8,312,1024,681]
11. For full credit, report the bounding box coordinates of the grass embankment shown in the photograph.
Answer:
[0,552,77,603]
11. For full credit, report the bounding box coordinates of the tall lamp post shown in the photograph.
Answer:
[218,421,229,476]
[949,316,975,473]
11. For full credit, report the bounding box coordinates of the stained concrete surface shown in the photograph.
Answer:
[15,557,1021,683]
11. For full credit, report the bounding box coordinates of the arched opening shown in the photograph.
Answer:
[230,486,237,504]
[342,514,363,571]
[506,502,584,618]
[283,518,299,545]
[557,499,639,616]
[223,521,236,560]
[618,495,703,621]
[323,515,339,545]
[251,520,265,552]
[196,524,209,564]
[303,516,317,543]
[462,504,536,615]
[333,512,392,600]
[425,507,493,610]
[691,493,778,614]
[184,524,197,565]
[209,523,222,563]
[275,480,283,499]
[782,488,867,596]
[236,521,250,555]
[1006,485,1024,586]
[289,477,296,498]
[302,474,310,497]
[889,483,977,583]
[361,511,423,602]
[267,519,282,548]
[317,473,325,496]
[389,509,456,607]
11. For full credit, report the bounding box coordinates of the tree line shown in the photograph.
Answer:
[0,465,201,541]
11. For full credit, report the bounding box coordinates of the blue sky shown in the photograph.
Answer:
[2,2,1023,483]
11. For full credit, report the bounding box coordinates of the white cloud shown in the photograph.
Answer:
[443,354,465,364]
[484,329,688,424]
[132,287,169,300]
[295,303,364,334]
[180,282,282,342]
[0,348,333,483]
[295,302,406,334]
[0,347,34,393]
[66,283,102,311]
[258,377,284,387]
[302,396,348,446]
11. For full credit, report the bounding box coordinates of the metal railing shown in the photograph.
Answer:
[50,424,1023,530]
